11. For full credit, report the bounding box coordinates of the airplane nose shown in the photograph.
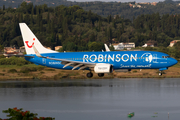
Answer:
[171,58,178,66]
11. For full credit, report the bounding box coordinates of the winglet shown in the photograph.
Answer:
[104,44,110,51]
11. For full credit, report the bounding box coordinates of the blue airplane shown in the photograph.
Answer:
[19,23,178,78]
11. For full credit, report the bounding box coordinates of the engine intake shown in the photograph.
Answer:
[94,63,113,73]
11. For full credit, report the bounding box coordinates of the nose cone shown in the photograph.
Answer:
[170,58,178,66]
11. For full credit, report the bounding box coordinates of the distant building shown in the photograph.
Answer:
[142,44,148,47]
[3,46,24,58]
[151,2,157,6]
[25,1,32,3]
[142,40,156,47]
[19,46,25,53]
[139,2,150,5]
[112,43,135,50]
[123,43,135,50]
[169,40,180,47]
[129,4,133,7]
[112,43,124,50]
[129,3,142,8]
[142,43,154,47]
[55,46,62,51]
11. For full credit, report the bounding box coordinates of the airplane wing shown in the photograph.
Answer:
[32,45,95,70]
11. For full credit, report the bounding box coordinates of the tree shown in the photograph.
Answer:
[109,45,115,51]
[164,0,174,4]
[0,44,3,52]
[173,41,180,58]
[88,42,104,51]
[3,5,5,11]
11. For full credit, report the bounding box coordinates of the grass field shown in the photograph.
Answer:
[0,62,180,80]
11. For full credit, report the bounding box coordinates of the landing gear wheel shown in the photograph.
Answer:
[98,73,104,77]
[159,71,162,76]
[87,72,93,78]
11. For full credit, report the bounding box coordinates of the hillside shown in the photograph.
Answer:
[1,3,180,58]
[1,0,180,20]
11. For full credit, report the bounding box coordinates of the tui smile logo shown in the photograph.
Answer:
[25,38,35,48]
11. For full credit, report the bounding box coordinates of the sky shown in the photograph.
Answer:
[71,0,180,3]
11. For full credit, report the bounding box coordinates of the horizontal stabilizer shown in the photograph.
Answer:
[24,55,35,58]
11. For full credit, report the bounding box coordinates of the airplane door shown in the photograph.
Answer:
[42,58,46,64]
[153,54,157,63]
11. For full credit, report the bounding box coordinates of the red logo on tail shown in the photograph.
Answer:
[25,38,35,48]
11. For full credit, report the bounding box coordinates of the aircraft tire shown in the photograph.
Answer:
[98,73,104,77]
[87,72,93,78]
[159,72,162,76]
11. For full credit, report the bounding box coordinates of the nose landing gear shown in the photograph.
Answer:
[159,71,162,76]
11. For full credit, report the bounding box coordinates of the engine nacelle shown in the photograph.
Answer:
[94,63,113,73]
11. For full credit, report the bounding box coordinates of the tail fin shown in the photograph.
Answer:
[104,44,110,51]
[19,23,57,54]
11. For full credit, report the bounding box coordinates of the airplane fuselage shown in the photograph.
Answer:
[25,51,177,71]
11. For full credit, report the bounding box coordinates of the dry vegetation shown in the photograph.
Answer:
[0,63,180,80]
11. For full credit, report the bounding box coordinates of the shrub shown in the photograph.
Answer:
[17,63,23,66]
[0,55,5,59]
[8,69,17,73]
[29,67,37,72]
[20,67,38,73]
[37,66,45,71]
[0,57,31,65]
[45,69,55,71]
[0,73,4,76]
[20,67,31,73]
[40,71,45,74]
[0,107,55,120]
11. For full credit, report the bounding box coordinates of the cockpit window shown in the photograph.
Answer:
[162,56,170,58]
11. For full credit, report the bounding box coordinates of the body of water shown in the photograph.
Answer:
[0,78,180,120]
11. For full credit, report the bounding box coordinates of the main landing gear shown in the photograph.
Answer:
[159,71,162,76]
[87,72,93,78]
[86,72,105,78]
[98,73,104,77]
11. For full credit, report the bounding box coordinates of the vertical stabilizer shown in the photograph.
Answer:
[19,23,57,54]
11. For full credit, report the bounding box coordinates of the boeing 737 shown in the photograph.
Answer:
[19,23,178,78]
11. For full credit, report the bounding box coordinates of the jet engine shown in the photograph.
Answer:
[94,63,113,73]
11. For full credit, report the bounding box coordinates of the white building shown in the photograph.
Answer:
[112,43,135,50]
[169,40,180,47]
